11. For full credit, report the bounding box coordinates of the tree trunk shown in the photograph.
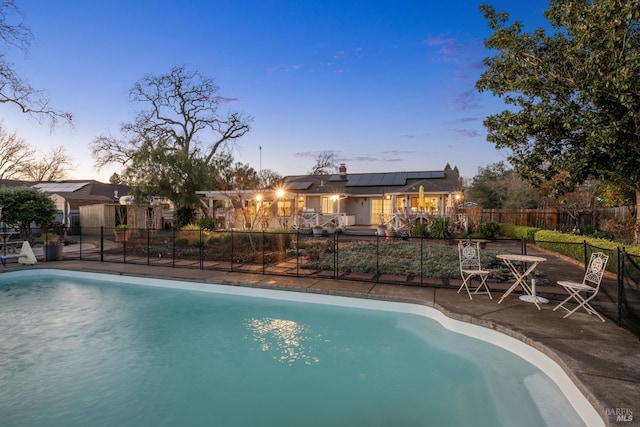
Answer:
[635,185,640,245]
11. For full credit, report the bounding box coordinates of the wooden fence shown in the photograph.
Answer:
[478,207,632,231]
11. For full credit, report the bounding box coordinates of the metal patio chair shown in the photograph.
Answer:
[553,252,609,322]
[457,241,492,300]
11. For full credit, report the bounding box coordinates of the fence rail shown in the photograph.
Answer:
[14,226,640,339]
[479,206,632,231]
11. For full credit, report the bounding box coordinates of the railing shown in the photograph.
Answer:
[292,212,349,229]
[18,226,640,339]
[379,212,468,233]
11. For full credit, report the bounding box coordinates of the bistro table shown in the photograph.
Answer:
[496,254,548,310]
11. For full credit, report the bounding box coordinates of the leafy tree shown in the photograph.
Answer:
[467,162,539,209]
[0,1,71,126]
[122,138,215,212]
[595,180,635,209]
[216,159,260,191]
[109,172,123,185]
[91,65,252,212]
[476,1,640,240]
[0,186,56,239]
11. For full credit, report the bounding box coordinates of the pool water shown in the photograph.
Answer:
[0,271,593,427]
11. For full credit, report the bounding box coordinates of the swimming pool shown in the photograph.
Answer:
[0,269,602,427]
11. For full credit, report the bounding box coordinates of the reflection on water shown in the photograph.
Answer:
[245,317,321,365]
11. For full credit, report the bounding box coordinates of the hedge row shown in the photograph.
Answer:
[497,223,640,274]
[497,223,540,241]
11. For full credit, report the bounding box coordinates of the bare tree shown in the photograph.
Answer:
[309,150,338,175]
[0,1,72,126]
[0,123,33,178]
[257,168,283,189]
[0,123,72,181]
[20,146,71,181]
[92,65,251,170]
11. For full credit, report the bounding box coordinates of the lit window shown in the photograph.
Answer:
[277,200,292,217]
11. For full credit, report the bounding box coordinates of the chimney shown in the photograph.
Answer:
[339,163,347,178]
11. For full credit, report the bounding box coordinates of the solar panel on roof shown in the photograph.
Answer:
[344,175,365,186]
[285,182,313,191]
[344,171,446,187]
[406,171,445,179]
[33,182,89,193]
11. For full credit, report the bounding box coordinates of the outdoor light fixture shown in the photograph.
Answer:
[276,189,285,198]
[256,194,263,202]
[331,194,339,202]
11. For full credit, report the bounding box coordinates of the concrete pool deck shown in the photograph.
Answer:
[2,259,639,426]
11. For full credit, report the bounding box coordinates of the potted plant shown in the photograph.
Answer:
[312,225,324,236]
[376,223,387,236]
[384,224,396,239]
[114,224,130,242]
[41,232,63,261]
[326,221,337,234]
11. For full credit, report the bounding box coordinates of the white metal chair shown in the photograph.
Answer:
[458,241,492,300]
[553,252,609,322]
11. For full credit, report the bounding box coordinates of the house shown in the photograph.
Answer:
[198,165,464,231]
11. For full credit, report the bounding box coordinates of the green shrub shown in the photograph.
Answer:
[476,221,500,239]
[498,223,540,241]
[177,224,203,244]
[581,224,596,236]
[174,207,196,228]
[430,217,452,239]
[196,216,216,230]
[534,229,626,274]
[412,223,429,237]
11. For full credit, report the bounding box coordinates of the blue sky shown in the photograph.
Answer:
[2,0,551,182]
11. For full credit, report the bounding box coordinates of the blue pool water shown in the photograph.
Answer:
[0,271,596,427]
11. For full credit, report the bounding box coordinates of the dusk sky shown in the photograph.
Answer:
[2,1,551,182]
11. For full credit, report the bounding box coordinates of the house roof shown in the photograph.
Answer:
[1,179,130,208]
[0,179,33,189]
[282,170,459,196]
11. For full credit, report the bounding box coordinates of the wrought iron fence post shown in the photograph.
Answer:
[100,226,104,262]
[147,228,150,266]
[200,227,204,270]
[420,235,424,286]
[334,231,339,281]
[376,232,380,282]
[172,226,176,268]
[296,228,300,277]
[618,247,624,327]
[262,230,266,275]
[231,230,234,272]
[583,240,588,270]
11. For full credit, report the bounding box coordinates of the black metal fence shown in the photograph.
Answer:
[619,250,640,337]
[27,226,640,339]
